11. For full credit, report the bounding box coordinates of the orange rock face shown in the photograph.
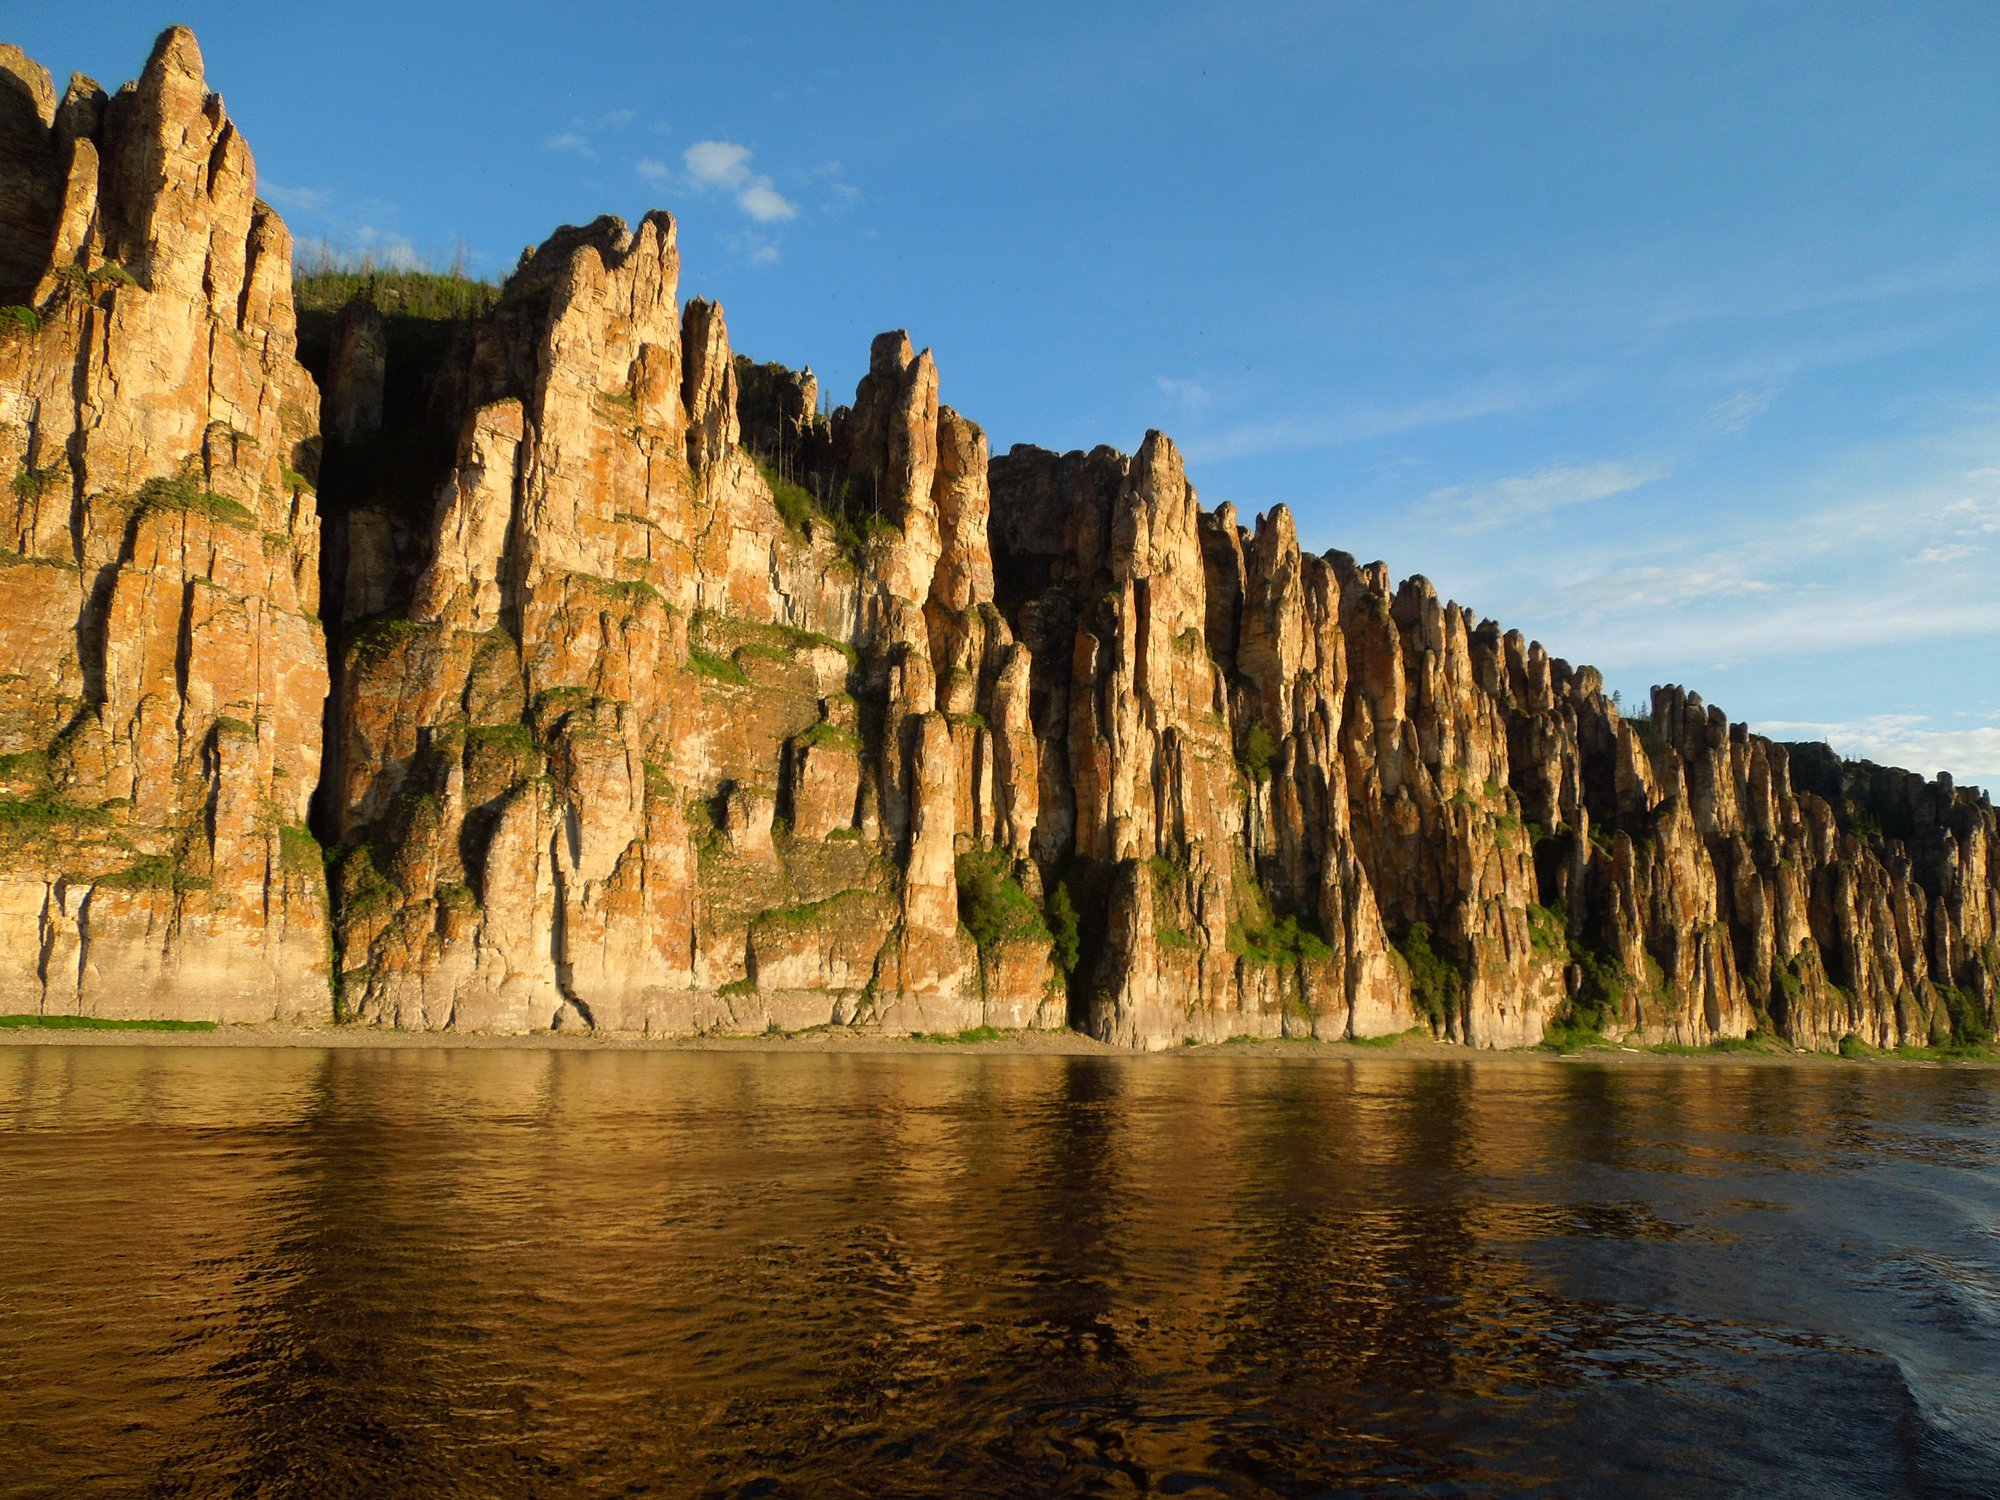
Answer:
[0,28,328,1023]
[3,25,1995,1049]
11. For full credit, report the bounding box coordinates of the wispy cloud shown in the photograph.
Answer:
[1345,387,1559,441]
[542,109,640,160]
[1708,385,1779,434]
[1941,479,2000,534]
[1914,542,1978,565]
[810,162,863,212]
[1501,450,2000,685]
[262,183,331,215]
[1156,376,1211,408]
[1180,379,1577,463]
[1415,459,1665,534]
[676,140,799,223]
[1533,552,1776,616]
[1568,589,2000,670]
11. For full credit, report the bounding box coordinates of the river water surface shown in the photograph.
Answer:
[1,1045,1997,1497]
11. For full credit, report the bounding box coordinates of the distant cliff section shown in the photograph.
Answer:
[2,29,1994,1048]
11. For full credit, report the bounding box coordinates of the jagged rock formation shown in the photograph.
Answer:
[1,27,1995,1049]
[0,29,328,1022]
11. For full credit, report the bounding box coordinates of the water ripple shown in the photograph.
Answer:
[0,1048,1996,1496]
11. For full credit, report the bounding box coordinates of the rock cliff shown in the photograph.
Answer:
[0,29,328,1022]
[2,27,1994,1049]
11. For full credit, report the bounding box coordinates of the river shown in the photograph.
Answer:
[1,1045,1996,1496]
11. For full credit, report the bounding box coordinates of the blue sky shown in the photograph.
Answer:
[21,2,2000,787]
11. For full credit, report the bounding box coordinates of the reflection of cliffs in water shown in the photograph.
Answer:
[2,27,1996,1050]
[165,1054,463,1495]
[4,1049,1996,1493]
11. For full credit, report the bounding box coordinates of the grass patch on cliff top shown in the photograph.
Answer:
[277,825,327,880]
[0,1014,217,1032]
[749,890,874,931]
[293,258,500,324]
[465,721,534,750]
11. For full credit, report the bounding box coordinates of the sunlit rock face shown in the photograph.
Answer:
[2,25,1995,1047]
[0,28,329,1023]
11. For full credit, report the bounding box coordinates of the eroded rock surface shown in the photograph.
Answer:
[3,25,1995,1049]
[0,28,328,1022]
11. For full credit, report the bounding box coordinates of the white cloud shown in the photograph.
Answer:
[736,179,798,224]
[1914,542,1978,565]
[1536,553,1775,617]
[1416,459,1665,534]
[1941,483,2000,534]
[751,243,781,267]
[683,140,753,190]
[635,158,671,184]
[671,139,798,227]
[544,132,593,157]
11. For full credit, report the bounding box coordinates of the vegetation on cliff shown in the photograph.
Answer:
[0,26,1993,1053]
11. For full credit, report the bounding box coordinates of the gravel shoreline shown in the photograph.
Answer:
[2,1024,1994,1067]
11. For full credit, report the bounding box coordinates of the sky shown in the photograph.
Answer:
[18,1,2000,789]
